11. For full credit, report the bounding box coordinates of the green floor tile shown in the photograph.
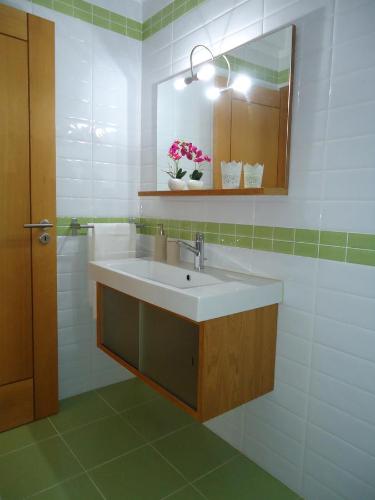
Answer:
[32,473,102,499]
[90,445,186,499]
[50,391,115,433]
[0,436,82,498]
[122,397,194,442]
[63,415,144,469]
[0,418,56,456]
[154,424,238,481]
[167,485,204,499]
[194,455,299,500]
[97,378,159,411]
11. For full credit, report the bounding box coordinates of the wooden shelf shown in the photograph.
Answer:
[138,187,288,197]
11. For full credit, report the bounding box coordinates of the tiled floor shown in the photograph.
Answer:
[0,378,300,499]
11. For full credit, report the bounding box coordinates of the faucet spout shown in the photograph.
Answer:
[177,232,205,271]
[177,240,199,256]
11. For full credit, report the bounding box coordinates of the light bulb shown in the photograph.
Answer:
[197,63,215,81]
[232,74,252,94]
[174,78,187,90]
[206,86,221,100]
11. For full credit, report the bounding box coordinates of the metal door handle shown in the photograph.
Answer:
[23,219,53,229]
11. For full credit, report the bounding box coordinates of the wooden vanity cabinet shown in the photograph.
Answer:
[97,283,278,422]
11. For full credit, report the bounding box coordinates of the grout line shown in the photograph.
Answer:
[27,472,86,498]
[95,385,242,499]
[47,418,107,500]
[148,442,209,500]
[0,434,58,460]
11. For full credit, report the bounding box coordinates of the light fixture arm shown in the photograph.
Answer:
[188,44,215,82]
[221,54,231,89]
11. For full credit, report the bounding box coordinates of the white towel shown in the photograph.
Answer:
[88,223,136,317]
[88,223,136,261]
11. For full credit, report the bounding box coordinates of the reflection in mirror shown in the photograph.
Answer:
[156,25,295,193]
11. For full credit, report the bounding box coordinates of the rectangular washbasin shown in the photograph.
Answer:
[89,258,282,322]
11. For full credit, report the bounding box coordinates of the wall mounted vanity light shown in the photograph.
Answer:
[174,44,252,100]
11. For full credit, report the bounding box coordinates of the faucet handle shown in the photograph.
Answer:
[196,232,204,241]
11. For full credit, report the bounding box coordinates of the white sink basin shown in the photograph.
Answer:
[89,258,282,322]
[101,259,222,289]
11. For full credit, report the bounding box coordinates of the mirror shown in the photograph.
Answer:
[155,25,295,195]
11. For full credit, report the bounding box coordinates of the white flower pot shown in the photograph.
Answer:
[221,161,242,189]
[168,178,186,191]
[187,179,204,190]
[244,163,264,188]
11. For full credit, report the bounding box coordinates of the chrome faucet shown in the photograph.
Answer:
[177,232,205,271]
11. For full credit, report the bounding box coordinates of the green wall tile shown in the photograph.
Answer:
[273,227,294,241]
[180,230,192,241]
[73,0,91,12]
[318,245,346,262]
[273,240,294,254]
[110,22,125,34]
[93,4,109,18]
[295,229,319,244]
[348,233,375,251]
[74,8,92,22]
[220,223,236,236]
[220,235,236,246]
[236,237,252,249]
[253,238,272,251]
[294,242,318,258]
[205,233,220,244]
[236,224,253,237]
[110,11,126,25]
[347,249,375,267]
[168,229,180,239]
[93,15,110,28]
[54,0,74,15]
[180,220,192,230]
[191,221,206,233]
[254,226,273,238]
[206,222,219,233]
[33,0,53,7]
[320,231,347,247]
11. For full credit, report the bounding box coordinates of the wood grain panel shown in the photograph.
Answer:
[0,3,27,40]
[0,33,33,386]
[0,379,34,432]
[28,14,58,418]
[198,305,277,421]
[212,77,232,189]
[277,85,290,188]
[138,188,288,196]
[231,99,280,188]
[234,85,280,108]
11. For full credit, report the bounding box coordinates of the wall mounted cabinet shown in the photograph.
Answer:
[97,283,278,421]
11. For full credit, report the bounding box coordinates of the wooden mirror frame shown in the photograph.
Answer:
[139,24,296,197]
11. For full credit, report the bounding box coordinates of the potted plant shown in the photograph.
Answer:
[164,140,187,191]
[187,144,211,190]
[164,140,211,191]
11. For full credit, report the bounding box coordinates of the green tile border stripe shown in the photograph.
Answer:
[215,55,290,86]
[56,216,138,235]
[56,216,375,266]
[135,218,375,267]
[31,0,206,41]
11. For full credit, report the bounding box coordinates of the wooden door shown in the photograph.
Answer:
[213,84,291,189]
[231,98,280,187]
[0,4,57,432]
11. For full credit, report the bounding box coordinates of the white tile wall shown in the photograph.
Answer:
[2,0,375,496]
[140,0,375,498]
